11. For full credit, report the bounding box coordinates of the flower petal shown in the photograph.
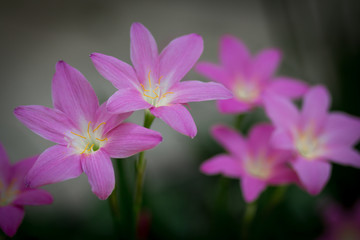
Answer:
[248,123,274,152]
[90,52,139,89]
[252,49,282,79]
[130,23,158,85]
[159,33,203,88]
[150,104,197,138]
[211,125,246,158]
[267,77,308,98]
[12,156,37,190]
[0,205,24,237]
[81,150,114,200]
[323,147,360,168]
[241,175,267,203]
[104,123,162,158]
[14,105,74,144]
[264,94,299,130]
[217,98,252,114]
[168,80,232,104]
[195,62,231,87]
[323,112,360,146]
[267,166,299,185]
[13,189,53,206]
[220,35,250,72]
[291,157,331,195]
[106,88,152,114]
[25,145,82,188]
[200,154,242,178]
[302,85,331,125]
[95,102,132,135]
[0,143,10,184]
[270,129,295,150]
[52,61,99,126]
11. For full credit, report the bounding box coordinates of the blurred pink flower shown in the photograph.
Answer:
[265,85,360,195]
[0,143,52,237]
[318,201,360,240]
[200,123,298,202]
[14,61,162,200]
[90,23,232,138]
[196,35,308,114]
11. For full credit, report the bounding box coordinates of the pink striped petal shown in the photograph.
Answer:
[25,145,82,188]
[130,23,158,85]
[220,35,250,72]
[252,49,282,79]
[95,102,132,135]
[291,157,331,195]
[323,112,360,146]
[323,147,360,168]
[211,125,246,158]
[81,150,114,200]
[302,85,330,125]
[200,154,242,178]
[14,105,74,144]
[0,205,24,237]
[90,52,139,89]
[105,123,162,158]
[52,61,99,126]
[264,94,300,130]
[0,143,10,184]
[106,88,152,114]
[217,98,252,114]
[159,34,203,88]
[168,81,232,104]
[150,104,197,138]
[195,62,231,87]
[267,77,308,98]
[13,189,53,206]
[241,175,267,202]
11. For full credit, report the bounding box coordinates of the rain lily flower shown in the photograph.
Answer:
[195,35,308,114]
[264,85,360,195]
[318,201,360,240]
[200,124,298,202]
[0,143,52,237]
[14,61,162,200]
[90,22,232,138]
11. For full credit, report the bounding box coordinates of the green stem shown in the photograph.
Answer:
[134,110,155,226]
[242,201,257,239]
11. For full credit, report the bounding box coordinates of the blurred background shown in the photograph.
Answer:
[1,0,359,239]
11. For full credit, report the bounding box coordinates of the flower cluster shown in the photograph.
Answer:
[2,22,359,237]
[199,36,360,201]
[3,23,231,237]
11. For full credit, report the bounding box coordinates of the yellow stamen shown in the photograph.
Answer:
[160,92,174,99]
[140,71,174,101]
[70,132,86,139]
[89,144,94,151]
[69,121,108,154]
[81,143,90,154]
[87,121,91,138]
[96,137,108,141]
[94,122,106,132]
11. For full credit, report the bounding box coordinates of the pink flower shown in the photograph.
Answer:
[90,23,232,138]
[14,61,162,200]
[200,124,298,202]
[196,35,308,114]
[264,85,360,195]
[0,143,53,237]
[318,201,360,240]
